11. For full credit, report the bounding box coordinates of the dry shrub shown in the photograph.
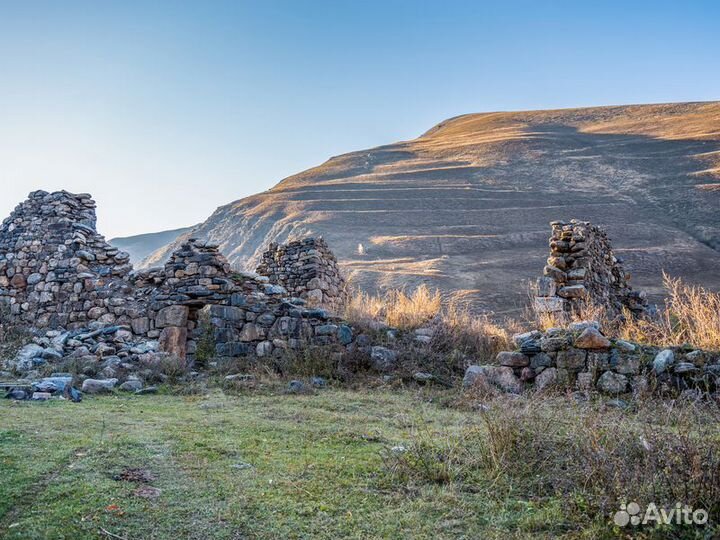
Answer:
[382,423,485,485]
[345,284,441,330]
[530,274,720,352]
[619,274,720,351]
[385,396,720,533]
[432,300,518,362]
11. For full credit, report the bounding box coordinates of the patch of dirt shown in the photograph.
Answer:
[113,467,156,484]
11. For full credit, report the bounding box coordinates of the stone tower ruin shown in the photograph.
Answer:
[534,220,648,320]
[256,237,348,312]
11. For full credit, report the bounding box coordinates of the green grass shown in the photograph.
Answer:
[0,387,577,539]
[3,385,716,539]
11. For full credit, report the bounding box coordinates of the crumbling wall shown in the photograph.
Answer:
[0,190,135,329]
[0,192,352,375]
[132,238,351,364]
[256,237,347,312]
[465,322,720,400]
[534,220,648,320]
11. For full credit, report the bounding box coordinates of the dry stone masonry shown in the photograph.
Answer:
[0,191,355,396]
[465,322,720,402]
[2,191,714,405]
[256,238,348,312]
[0,190,134,329]
[534,220,648,321]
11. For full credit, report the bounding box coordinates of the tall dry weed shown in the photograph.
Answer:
[345,284,442,330]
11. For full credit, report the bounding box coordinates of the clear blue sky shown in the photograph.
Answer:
[0,0,718,238]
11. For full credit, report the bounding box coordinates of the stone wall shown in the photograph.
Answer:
[0,190,134,329]
[256,237,347,312]
[465,322,720,400]
[132,238,352,365]
[534,220,648,321]
[0,192,353,381]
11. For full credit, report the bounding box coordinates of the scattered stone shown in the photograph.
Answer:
[370,347,398,372]
[413,372,434,383]
[605,398,629,409]
[287,380,307,393]
[653,349,675,374]
[119,380,143,392]
[225,373,255,382]
[311,376,327,387]
[81,378,118,393]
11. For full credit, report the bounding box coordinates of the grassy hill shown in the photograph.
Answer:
[109,226,194,266]
[142,102,720,313]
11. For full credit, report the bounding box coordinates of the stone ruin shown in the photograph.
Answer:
[466,322,720,401]
[256,237,348,311]
[0,191,354,397]
[2,192,716,403]
[0,190,133,328]
[533,220,648,320]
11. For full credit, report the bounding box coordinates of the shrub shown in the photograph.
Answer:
[345,284,441,330]
[619,274,720,351]
[383,395,720,535]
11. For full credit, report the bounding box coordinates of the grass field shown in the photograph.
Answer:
[1,385,718,539]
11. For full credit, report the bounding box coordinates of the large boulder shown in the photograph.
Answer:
[81,378,118,393]
[155,305,189,328]
[158,326,188,359]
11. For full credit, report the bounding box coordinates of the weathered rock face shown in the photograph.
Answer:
[256,238,347,312]
[0,190,134,329]
[534,220,649,321]
[470,323,720,399]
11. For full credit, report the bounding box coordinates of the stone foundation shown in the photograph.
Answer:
[465,322,720,400]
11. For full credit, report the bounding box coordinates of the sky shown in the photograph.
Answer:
[0,1,718,238]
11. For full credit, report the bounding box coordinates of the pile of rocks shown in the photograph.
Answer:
[256,237,348,312]
[0,190,134,329]
[465,322,720,400]
[534,220,648,321]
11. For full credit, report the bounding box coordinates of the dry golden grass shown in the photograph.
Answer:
[530,274,720,350]
[619,274,720,350]
[345,285,517,364]
[431,299,517,358]
[345,284,442,330]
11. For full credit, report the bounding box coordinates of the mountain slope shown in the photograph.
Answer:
[109,226,194,265]
[143,102,720,313]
